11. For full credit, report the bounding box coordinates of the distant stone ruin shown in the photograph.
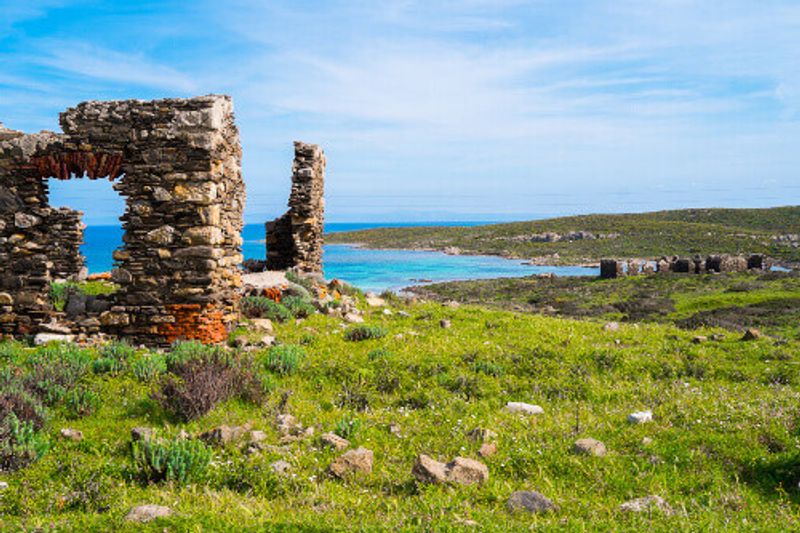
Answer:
[0,96,245,346]
[265,141,325,273]
[600,254,771,279]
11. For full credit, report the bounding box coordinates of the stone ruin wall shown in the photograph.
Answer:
[0,95,245,346]
[265,141,325,273]
[600,254,770,279]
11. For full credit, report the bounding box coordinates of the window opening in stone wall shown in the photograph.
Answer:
[47,174,125,276]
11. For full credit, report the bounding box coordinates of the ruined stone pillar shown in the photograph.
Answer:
[266,141,325,273]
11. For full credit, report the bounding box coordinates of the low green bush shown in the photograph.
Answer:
[264,345,305,375]
[24,344,93,406]
[344,325,388,342]
[282,295,316,319]
[241,297,293,322]
[65,387,100,418]
[368,347,393,360]
[0,412,49,471]
[334,414,361,440]
[132,436,212,484]
[132,354,167,382]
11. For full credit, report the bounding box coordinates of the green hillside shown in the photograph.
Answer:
[327,206,800,265]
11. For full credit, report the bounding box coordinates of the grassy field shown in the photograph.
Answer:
[326,206,800,265]
[2,294,800,530]
[413,271,800,340]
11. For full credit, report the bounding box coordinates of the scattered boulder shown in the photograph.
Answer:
[250,318,274,332]
[440,319,452,329]
[125,504,173,523]
[0,481,8,490]
[412,455,488,485]
[321,432,351,451]
[446,457,490,485]
[505,402,544,416]
[479,442,497,457]
[573,438,606,457]
[742,328,761,341]
[628,411,653,424]
[692,335,707,344]
[329,447,373,478]
[412,454,448,484]
[507,491,557,514]
[619,495,672,514]
[343,312,364,324]
[603,321,620,332]
[60,428,84,442]
[200,424,250,446]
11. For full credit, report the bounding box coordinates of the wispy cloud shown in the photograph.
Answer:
[0,0,798,223]
[31,41,197,92]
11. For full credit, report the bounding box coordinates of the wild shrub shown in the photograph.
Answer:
[368,348,393,360]
[337,384,370,411]
[264,345,305,375]
[472,360,505,377]
[92,357,124,375]
[0,340,27,364]
[132,353,167,382]
[65,387,101,418]
[334,414,361,440]
[24,344,92,406]
[156,347,264,421]
[241,297,293,322]
[100,341,136,364]
[282,295,316,319]
[0,412,50,471]
[0,387,46,431]
[344,325,388,342]
[132,436,212,484]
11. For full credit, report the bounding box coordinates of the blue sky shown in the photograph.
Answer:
[1,0,798,225]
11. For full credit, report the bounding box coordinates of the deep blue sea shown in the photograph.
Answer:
[82,222,596,292]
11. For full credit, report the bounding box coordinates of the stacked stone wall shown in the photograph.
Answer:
[0,95,245,346]
[266,141,325,273]
[599,254,771,279]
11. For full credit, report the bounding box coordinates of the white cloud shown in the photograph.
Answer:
[32,41,197,92]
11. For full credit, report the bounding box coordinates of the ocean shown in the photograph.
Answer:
[82,222,596,292]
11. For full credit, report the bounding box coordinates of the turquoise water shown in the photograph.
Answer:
[82,223,597,292]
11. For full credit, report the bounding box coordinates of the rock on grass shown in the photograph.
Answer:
[412,455,489,485]
[573,438,606,457]
[505,402,544,415]
[329,447,373,478]
[125,505,173,523]
[627,410,653,424]
[507,491,557,514]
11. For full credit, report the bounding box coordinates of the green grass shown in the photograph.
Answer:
[2,298,800,530]
[327,206,800,265]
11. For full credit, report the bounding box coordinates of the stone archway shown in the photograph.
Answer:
[0,95,245,346]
